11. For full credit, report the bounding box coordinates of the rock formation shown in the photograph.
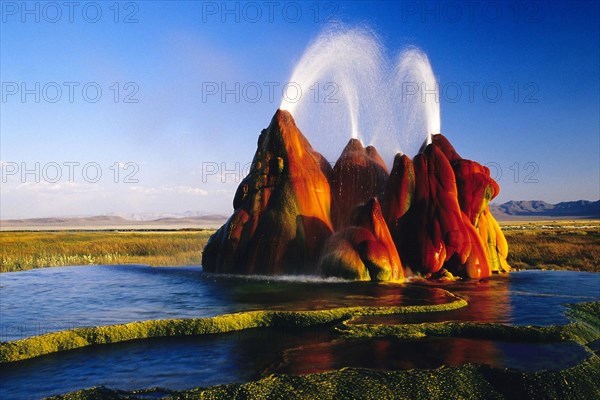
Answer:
[319,198,403,281]
[202,110,333,275]
[383,134,509,279]
[330,139,389,230]
[203,110,509,281]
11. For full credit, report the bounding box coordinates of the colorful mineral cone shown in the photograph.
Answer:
[330,139,389,230]
[202,110,333,275]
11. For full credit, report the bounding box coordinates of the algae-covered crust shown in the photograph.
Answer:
[10,302,600,399]
[335,319,567,341]
[47,357,600,400]
[0,289,467,363]
[336,302,600,344]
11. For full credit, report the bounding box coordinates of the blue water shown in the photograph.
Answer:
[1,267,597,341]
[0,329,589,400]
[0,265,452,342]
[0,267,598,399]
[0,265,234,341]
[507,269,599,324]
[0,327,332,399]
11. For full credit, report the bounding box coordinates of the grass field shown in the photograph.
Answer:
[502,220,599,272]
[1,221,598,273]
[0,231,213,273]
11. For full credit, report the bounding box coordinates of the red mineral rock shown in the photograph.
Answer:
[381,153,415,228]
[202,110,333,275]
[432,134,510,273]
[319,198,404,282]
[383,134,509,279]
[203,110,509,281]
[330,139,389,230]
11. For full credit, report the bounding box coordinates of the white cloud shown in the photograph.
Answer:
[128,185,208,196]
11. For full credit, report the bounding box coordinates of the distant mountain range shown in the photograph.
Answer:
[0,201,598,230]
[0,214,229,231]
[489,200,599,219]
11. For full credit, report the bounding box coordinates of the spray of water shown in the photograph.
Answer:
[280,26,385,158]
[279,27,441,164]
[394,47,441,147]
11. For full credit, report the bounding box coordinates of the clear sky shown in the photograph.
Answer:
[1,1,599,219]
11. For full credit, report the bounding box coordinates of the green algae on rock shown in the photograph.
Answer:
[47,357,600,400]
[22,302,600,399]
[0,290,467,363]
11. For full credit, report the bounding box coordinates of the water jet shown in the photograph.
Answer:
[279,27,441,164]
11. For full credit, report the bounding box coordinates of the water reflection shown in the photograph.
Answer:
[0,267,597,399]
[0,266,454,341]
[351,270,598,326]
[353,277,511,325]
[0,326,589,400]
[269,337,587,375]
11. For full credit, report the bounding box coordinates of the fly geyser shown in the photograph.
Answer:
[202,28,510,281]
[202,110,510,281]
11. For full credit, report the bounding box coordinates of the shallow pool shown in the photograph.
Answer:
[0,267,598,399]
[0,326,590,400]
[1,267,597,341]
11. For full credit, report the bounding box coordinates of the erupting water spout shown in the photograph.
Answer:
[279,27,383,149]
[395,48,441,147]
[203,26,509,283]
[279,26,441,164]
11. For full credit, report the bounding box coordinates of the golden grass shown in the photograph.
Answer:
[1,221,599,273]
[0,230,214,273]
[503,221,600,272]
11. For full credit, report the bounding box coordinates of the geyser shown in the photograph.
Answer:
[203,29,509,282]
[279,27,441,164]
[279,27,383,142]
[202,110,510,281]
[395,47,441,147]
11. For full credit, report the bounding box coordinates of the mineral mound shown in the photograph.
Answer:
[202,110,510,281]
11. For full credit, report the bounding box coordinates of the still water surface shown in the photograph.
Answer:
[0,266,598,399]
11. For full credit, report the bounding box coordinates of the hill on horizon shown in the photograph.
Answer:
[488,200,599,219]
[1,200,598,230]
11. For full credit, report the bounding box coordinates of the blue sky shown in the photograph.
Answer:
[1,1,599,219]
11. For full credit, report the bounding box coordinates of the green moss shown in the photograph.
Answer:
[14,300,600,400]
[337,301,600,350]
[47,357,600,400]
[0,312,271,363]
[561,302,600,345]
[335,320,566,342]
[319,247,371,281]
[0,291,467,363]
